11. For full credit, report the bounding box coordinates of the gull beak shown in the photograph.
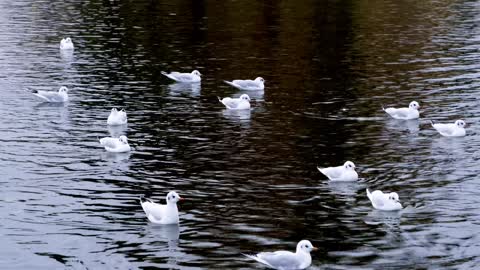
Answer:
[312,247,318,251]
[179,197,185,201]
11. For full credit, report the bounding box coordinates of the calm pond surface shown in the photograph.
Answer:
[1,0,480,269]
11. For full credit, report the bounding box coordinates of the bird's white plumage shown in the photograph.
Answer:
[383,101,420,120]
[60,37,74,50]
[219,94,251,110]
[99,135,131,153]
[161,70,201,83]
[317,161,358,181]
[107,108,128,125]
[366,189,403,211]
[224,77,265,91]
[431,120,466,137]
[244,240,316,270]
[32,86,69,103]
[140,191,183,225]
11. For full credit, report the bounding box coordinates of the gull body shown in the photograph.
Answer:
[60,37,74,50]
[99,135,131,153]
[383,101,420,120]
[431,120,466,137]
[140,191,183,224]
[224,77,265,91]
[107,108,128,126]
[366,189,403,211]
[218,94,251,110]
[32,86,69,103]
[161,70,201,83]
[317,161,358,181]
[244,240,317,270]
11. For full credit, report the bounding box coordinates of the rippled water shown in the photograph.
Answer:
[1,0,480,269]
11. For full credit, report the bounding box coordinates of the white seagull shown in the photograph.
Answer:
[224,77,265,91]
[161,70,201,83]
[60,37,74,50]
[366,189,403,211]
[218,94,251,110]
[430,120,466,137]
[140,191,184,224]
[244,240,317,270]
[317,161,358,181]
[107,108,128,126]
[32,86,69,103]
[383,101,420,120]
[99,135,131,153]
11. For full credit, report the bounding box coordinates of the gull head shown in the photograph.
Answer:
[297,240,317,253]
[388,192,400,203]
[255,77,265,83]
[455,120,466,128]
[240,94,251,101]
[192,70,201,76]
[119,135,128,144]
[166,191,183,204]
[59,86,69,93]
[409,101,420,110]
[343,161,356,170]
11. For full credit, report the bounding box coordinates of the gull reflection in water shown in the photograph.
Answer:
[168,82,201,96]
[108,124,128,137]
[100,151,131,162]
[222,109,251,122]
[364,207,403,230]
[60,49,75,62]
[385,118,420,134]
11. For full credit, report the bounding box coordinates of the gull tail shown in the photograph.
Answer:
[381,104,386,111]
[366,188,372,201]
[217,96,223,102]
[224,80,235,87]
[243,253,275,268]
[429,120,435,127]
[161,71,168,76]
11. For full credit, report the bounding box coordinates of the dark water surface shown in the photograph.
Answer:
[1,0,480,269]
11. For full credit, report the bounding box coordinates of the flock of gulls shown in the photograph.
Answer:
[30,37,467,270]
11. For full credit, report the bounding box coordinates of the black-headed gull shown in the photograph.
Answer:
[366,189,403,211]
[383,101,420,120]
[99,135,131,153]
[430,119,466,137]
[244,240,317,270]
[218,94,251,110]
[224,77,265,91]
[161,70,201,83]
[317,161,358,181]
[140,191,184,224]
[32,86,69,103]
[107,108,128,126]
[60,37,74,50]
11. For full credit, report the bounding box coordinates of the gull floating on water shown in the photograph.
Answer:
[218,94,251,110]
[107,108,128,126]
[161,70,201,83]
[431,120,466,137]
[366,189,403,211]
[32,86,69,103]
[224,77,265,91]
[317,161,358,181]
[244,240,317,270]
[60,37,74,50]
[140,191,184,224]
[99,135,131,153]
[383,101,420,120]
